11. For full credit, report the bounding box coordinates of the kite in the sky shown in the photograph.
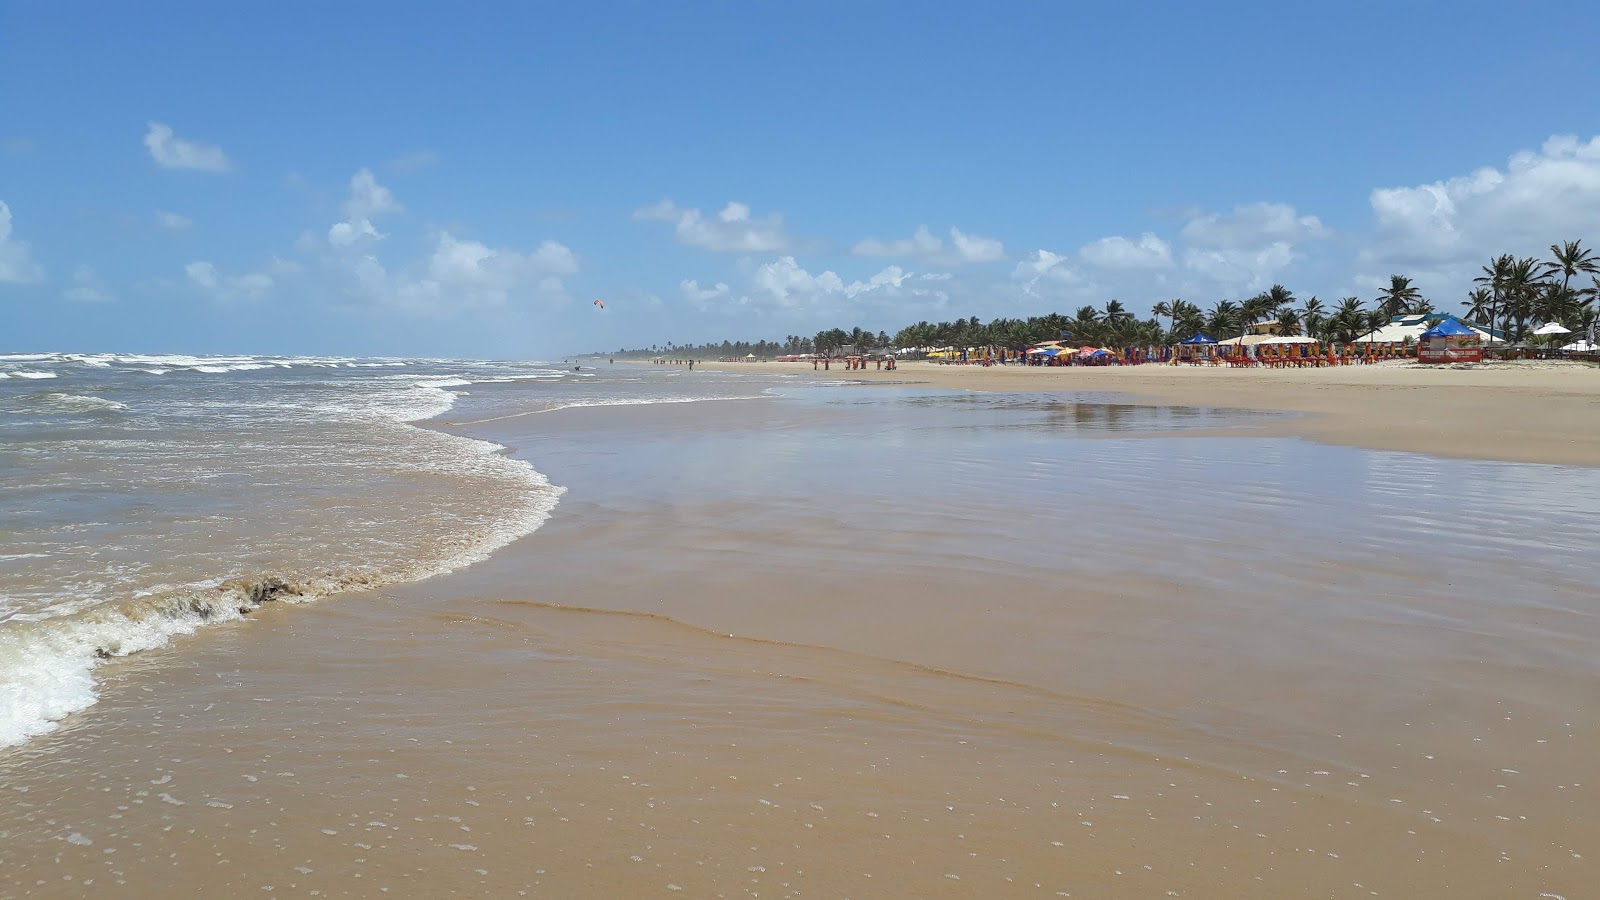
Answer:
[593,299,605,309]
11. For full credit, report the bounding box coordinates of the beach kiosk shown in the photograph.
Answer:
[1418,319,1481,364]
[1178,332,1217,363]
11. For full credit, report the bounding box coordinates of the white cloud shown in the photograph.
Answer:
[144,122,231,172]
[1179,202,1329,293]
[156,211,192,230]
[947,227,1006,264]
[63,265,114,303]
[1365,133,1600,270]
[327,168,403,247]
[344,168,401,220]
[852,225,1006,265]
[0,201,44,283]
[185,260,273,302]
[753,256,844,306]
[329,219,384,247]
[688,258,951,315]
[349,233,579,313]
[1180,202,1328,250]
[1011,249,1088,297]
[1079,232,1173,269]
[634,200,790,252]
[680,279,731,308]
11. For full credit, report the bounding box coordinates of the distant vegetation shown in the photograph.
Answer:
[592,241,1598,357]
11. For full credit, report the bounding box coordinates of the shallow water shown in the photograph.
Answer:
[2,370,1597,897]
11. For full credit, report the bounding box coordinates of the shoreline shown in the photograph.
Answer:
[686,359,1600,466]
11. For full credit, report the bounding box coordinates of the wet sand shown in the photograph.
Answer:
[696,359,1600,466]
[3,386,1597,898]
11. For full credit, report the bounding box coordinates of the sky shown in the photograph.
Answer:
[2,1,1598,359]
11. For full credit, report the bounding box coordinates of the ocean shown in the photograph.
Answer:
[0,353,773,748]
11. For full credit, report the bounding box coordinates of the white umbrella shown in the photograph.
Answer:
[1562,339,1597,352]
[1533,322,1573,335]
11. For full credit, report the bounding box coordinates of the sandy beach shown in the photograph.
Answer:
[4,370,1597,898]
[694,359,1600,467]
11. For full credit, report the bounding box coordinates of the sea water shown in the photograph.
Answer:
[0,353,771,747]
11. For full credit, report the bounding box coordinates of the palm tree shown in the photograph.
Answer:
[1276,309,1304,336]
[1543,240,1600,295]
[1173,301,1205,339]
[1206,299,1240,337]
[1107,299,1132,328]
[1375,275,1422,318]
[1262,284,1296,315]
[1299,296,1326,341]
[1329,297,1368,344]
[1462,287,1493,325]
[1152,300,1174,339]
[1501,256,1547,342]
[1475,254,1515,341]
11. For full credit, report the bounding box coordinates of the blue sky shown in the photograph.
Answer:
[2,1,1597,358]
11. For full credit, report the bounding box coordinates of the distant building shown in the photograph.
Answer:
[1356,313,1502,345]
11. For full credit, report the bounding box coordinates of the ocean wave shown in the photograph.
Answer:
[14,393,130,414]
[0,447,566,749]
[2,371,59,379]
[187,363,276,374]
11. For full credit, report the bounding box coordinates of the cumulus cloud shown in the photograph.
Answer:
[1011,249,1088,297]
[144,122,231,172]
[329,219,383,247]
[1179,202,1329,292]
[680,279,731,308]
[156,211,192,230]
[328,168,402,247]
[185,260,273,302]
[634,200,790,252]
[1079,232,1173,269]
[0,201,45,283]
[684,258,950,315]
[852,225,1006,265]
[63,265,114,303]
[350,233,579,313]
[1365,133,1600,270]
[1181,202,1328,250]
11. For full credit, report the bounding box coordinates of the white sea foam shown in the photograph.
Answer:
[30,393,129,414]
[4,371,58,379]
[0,437,564,748]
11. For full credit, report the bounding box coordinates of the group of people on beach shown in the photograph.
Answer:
[812,356,895,371]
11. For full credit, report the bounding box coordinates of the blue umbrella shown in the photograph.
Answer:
[1180,332,1217,345]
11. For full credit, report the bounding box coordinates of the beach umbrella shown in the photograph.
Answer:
[1562,339,1598,352]
[1179,333,1217,345]
[1533,322,1572,336]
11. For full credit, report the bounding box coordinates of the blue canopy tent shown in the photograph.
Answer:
[1419,317,1482,363]
[1420,319,1477,338]
[1178,332,1218,361]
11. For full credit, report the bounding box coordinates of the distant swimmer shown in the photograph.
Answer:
[573,366,581,372]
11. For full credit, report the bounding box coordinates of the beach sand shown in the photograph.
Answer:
[697,359,1600,466]
[3,377,1597,898]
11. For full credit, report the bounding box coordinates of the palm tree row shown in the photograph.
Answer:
[1468,241,1600,344]
[601,239,1597,357]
